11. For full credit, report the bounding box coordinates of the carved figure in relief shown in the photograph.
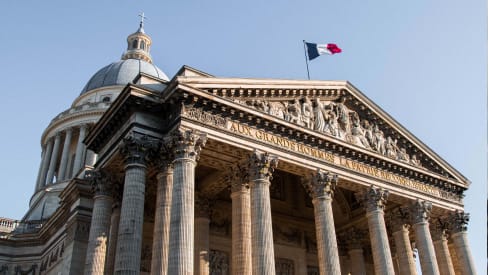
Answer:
[332,97,353,135]
[398,148,410,162]
[373,124,386,155]
[269,102,285,119]
[285,98,303,125]
[410,154,421,167]
[385,137,398,159]
[363,120,376,148]
[313,98,327,132]
[349,112,370,148]
[324,111,339,137]
[301,97,314,129]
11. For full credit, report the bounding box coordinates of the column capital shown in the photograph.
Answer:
[85,169,112,197]
[248,150,278,183]
[304,169,337,200]
[228,163,249,193]
[430,217,449,241]
[171,129,207,162]
[195,192,212,218]
[410,199,432,224]
[388,207,410,233]
[357,185,389,212]
[120,134,159,167]
[448,210,470,233]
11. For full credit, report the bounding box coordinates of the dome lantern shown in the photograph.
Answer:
[122,12,153,63]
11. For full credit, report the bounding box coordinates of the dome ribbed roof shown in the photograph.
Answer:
[80,58,168,95]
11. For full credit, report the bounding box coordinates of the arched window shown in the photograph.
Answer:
[140,40,146,50]
[132,39,138,49]
[102,96,111,103]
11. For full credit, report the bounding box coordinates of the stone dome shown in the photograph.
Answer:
[80,58,169,95]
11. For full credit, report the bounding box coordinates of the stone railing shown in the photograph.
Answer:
[0,217,19,234]
[0,218,45,238]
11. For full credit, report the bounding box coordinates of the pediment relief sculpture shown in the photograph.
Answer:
[236,96,423,168]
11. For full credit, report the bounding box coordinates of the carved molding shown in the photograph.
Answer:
[248,150,278,183]
[410,199,432,224]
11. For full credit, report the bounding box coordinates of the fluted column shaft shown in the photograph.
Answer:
[168,130,206,275]
[249,151,277,275]
[432,230,455,275]
[46,133,61,184]
[392,226,417,275]
[84,171,113,275]
[38,139,53,188]
[114,136,156,275]
[451,232,476,275]
[230,181,252,275]
[104,202,121,275]
[151,164,173,275]
[449,211,477,275]
[349,249,366,275]
[58,128,73,181]
[72,125,87,177]
[360,186,395,275]
[411,200,439,275]
[306,170,341,275]
[194,195,210,275]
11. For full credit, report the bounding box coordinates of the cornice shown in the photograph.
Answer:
[172,85,466,201]
[172,78,468,185]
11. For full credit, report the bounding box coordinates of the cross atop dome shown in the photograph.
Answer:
[138,12,147,33]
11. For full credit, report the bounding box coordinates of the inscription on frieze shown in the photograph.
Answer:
[182,107,458,201]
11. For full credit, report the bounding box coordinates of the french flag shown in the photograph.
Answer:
[305,42,342,60]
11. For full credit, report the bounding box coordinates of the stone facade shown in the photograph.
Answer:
[0,25,477,275]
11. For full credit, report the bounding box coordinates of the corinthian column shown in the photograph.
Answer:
[344,227,367,275]
[114,135,157,274]
[248,150,278,275]
[229,164,252,275]
[36,139,53,189]
[389,207,417,275]
[46,133,61,184]
[357,185,395,275]
[304,169,341,275]
[431,219,455,275]
[167,129,207,275]
[104,182,122,275]
[73,124,88,177]
[151,154,174,275]
[409,200,439,275]
[84,170,113,275]
[194,193,211,275]
[449,211,477,275]
[58,128,73,181]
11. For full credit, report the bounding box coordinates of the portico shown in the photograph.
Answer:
[80,67,475,275]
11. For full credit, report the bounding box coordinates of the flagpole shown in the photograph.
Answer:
[303,40,310,80]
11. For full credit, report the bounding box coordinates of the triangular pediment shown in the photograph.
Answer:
[173,69,468,186]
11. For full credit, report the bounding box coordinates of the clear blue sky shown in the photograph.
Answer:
[0,0,485,271]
